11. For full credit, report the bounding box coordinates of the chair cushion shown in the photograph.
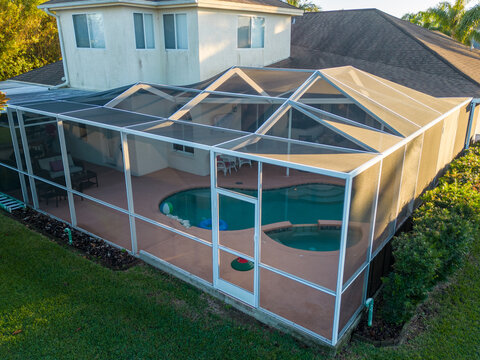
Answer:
[49,160,64,172]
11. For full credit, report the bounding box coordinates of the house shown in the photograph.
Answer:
[33,0,302,90]
[1,4,480,349]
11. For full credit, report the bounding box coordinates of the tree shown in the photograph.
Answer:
[0,0,61,81]
[0,92,8,111]
[402,0,480,47]
[286,0,320,12]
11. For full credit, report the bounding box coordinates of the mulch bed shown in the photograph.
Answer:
[352,296,405,346]
[10,207,138,270]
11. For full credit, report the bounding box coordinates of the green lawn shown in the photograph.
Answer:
[1,213,479,359]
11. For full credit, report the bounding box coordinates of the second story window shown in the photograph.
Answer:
[163,14,188,50]
[73,13,105,48]
[237,16,265,49]
[134,13,155,49]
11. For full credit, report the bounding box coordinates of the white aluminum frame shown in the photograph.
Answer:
[6,108,29,203]
[212,153,260,306]
[3,66,476,348]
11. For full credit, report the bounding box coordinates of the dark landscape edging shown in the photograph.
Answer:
[7,207,139,270]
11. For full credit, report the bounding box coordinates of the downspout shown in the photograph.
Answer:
[44,8,70,89]
[465,99,480,149]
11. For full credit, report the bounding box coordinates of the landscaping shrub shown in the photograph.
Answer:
[442,145,480,191]
[381,145,480,325]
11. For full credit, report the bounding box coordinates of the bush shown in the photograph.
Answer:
[382,232,440,324]
[381,146,480,325]
[442,145,480,191]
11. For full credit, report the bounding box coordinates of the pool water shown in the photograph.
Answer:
[267,227,341,252]
[161,184,344,231]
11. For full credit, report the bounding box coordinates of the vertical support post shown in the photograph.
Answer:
[465,101,477,150]
[254,162,262,308]
[17,110,39,209]
[411,133,425,213]
[332,176,353,345]
[286,108,292,177]
[6,108,29,204]
[57,118,77,226]
[121,132,137,254]
[393,146,407,231]
[210,151,219,287]
[362,160,383,304]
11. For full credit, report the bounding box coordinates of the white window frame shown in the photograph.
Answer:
[163,13,188,50]
[72,13,106,49]
[237,15,265,49]
[172,143,194,155]
[133,12,155,50]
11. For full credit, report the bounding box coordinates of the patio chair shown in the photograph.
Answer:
[237,157,252,168]
[217,155,237,175]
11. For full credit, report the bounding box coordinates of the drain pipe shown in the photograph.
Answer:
[465,99,480,149]
[44,7,69,90]
[64,227,72,245]
[365,298,374,327]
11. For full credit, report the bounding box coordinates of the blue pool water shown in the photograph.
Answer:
[160,184,344,231]
[267,227,341,251]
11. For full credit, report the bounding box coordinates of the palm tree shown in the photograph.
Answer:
[402,0,480,47]
[286,0,320,12]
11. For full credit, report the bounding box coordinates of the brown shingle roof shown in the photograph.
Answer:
[11,61,65,86]
[272,9,480,97]
[383,12,480,85]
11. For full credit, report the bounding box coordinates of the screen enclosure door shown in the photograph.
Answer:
[213,187,259,307]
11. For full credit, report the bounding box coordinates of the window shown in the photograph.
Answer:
[73,14,106,48]
[163,14,188,49]
[237,16,264,48]
[172,144,194,154]
[134,13,155,49]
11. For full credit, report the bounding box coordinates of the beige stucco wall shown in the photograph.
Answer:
[197,9,291,81]
[56,5,292,90]
[58,6,170,90]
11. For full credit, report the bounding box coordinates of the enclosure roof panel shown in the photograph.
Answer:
[8,65,472,174]
[16,100,99,115]
[295,103,403,152]
[213,68,314,97]
[319,66,464,136]
[130,120,249,146]
[218,135,377,173]
[60,107,161,128]
[108,85,201,117]
[321,118,401,153]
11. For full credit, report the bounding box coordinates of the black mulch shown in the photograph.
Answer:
[10,207,138,270]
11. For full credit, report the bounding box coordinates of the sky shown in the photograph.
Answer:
[316,0,479,18]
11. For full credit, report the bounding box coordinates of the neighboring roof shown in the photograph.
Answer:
[1,80,93,109]
[272,9,480,98]
[10,61,65,87]
[40,0,297,10]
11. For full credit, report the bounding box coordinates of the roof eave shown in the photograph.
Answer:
[40,0,303,15]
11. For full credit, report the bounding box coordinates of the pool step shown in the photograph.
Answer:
[0,192,25,213]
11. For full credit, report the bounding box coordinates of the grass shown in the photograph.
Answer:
[1,213,480,359]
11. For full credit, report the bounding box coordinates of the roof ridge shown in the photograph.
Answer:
[378,11,480,88]
[303,8,378,14]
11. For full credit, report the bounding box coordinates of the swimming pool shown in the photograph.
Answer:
[266,226,361,252]
[160,184,345,231]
